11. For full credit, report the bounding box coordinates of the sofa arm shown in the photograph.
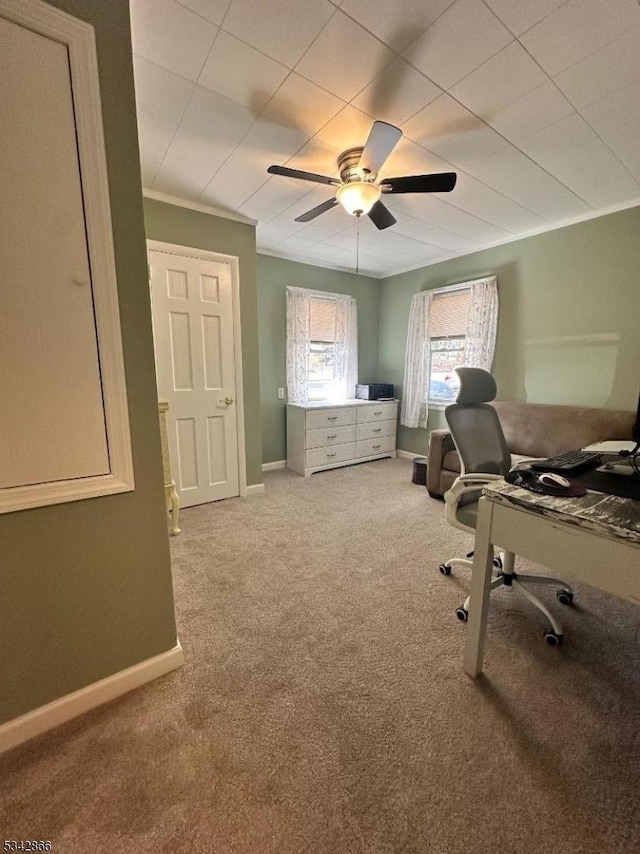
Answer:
[427,429,456,498]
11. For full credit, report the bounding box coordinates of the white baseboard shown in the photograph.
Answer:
[0,641,184,754]
[245,482,265,496]
[262,460,286,472]
[397,450,424,460]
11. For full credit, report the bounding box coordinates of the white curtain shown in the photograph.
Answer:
[401,290,433,428]
[333,295,358,401]
[465,276,499,370]
[286,287,311,405]
[286,287,358,405]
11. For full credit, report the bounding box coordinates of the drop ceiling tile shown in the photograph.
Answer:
[201,150,269,208]
[297,220,348,241]
[392,194,510,242]
[488,81,574,143]
[314,105,376,153]
[181,86,255,145]
[238,199,279,222]
[431,124,506,170]
[137,110,178,153]
[392,216,477,251]
[285,139,342,178]
[178,0,232,25]
[295,11,395,102]
[245,176,313,211]
[519,113,598,166]
[197,31,289,110]
[406,0,512,89]
[261,74,345,138]
[451,173,546,232]
[223,0,335,68]
[543,138,640,206]
[482,0,567,36]
[281,186,339,219]
[520,0,640,78]
[340,0,456,51]
[130,0,218,82]
[139,147,164,186]
[133,56,195,124]
[166,127,235,170]
[554,28,640,110]
[352,58,442,127]
[153,153,218,198]
[402,94,482,150]
[450,42,547,120]
[379,139,452,179]
[603,122,640,182]
[277,235,321,253]
[580,82,640,136]
[467,149,592,219]
[262,212,312,236]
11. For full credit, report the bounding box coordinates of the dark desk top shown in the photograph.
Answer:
[483,480,640,546]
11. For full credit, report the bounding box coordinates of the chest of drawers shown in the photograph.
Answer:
[286,400,398,476]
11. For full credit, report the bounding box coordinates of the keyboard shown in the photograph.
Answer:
[530,450,602,473]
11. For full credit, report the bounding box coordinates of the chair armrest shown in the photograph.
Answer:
[427,429,456,497]
[444,473,503,504]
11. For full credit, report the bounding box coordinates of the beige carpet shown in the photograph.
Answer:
[1,458,639,853]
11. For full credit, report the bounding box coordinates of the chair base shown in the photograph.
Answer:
[441,551,574,642]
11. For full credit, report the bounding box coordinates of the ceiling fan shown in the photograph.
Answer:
[267,120,457,231]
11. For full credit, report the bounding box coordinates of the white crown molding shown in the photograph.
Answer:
[0,642,184,753]
[258,248,383,279]
[143,189,257,227]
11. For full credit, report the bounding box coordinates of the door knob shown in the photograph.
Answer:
[220,396,234,405]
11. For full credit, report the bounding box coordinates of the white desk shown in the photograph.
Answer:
[464,481,640,677]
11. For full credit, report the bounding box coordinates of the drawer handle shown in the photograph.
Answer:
[327,416,338,421]
[373,428,382,433]
[374,410,382,415]
[373,444,381,449]
[326,452,337,458]
[327,434,338,439]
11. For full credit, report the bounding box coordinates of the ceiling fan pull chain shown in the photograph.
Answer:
[356,217,360,275]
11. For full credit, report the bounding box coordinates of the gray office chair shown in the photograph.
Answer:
[438,367,574,645]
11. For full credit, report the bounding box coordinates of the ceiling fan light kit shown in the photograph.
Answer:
[268,120,458,232]
[336,181,381,217]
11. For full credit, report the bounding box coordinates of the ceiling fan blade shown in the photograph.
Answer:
[368,200,396,231]
[267,165,339,186]
[294,197,339,223]
[382,172,457,194]
[359,121,403,176]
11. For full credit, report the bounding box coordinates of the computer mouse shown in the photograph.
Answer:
[538,472,571,489]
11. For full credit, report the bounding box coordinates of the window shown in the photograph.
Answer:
[428,288,471,403]
[401,276,498,429]
[308,297,337,401]
[286,287,358,405]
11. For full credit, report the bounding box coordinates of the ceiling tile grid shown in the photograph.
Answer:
[130,0,640,277]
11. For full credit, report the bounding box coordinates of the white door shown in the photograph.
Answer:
[149,248,240,506]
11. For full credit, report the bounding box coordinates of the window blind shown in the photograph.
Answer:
[309,297,337,342]
[429,289,470,338]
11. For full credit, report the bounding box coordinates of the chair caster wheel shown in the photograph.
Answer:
[439,563,452,576]
[544,630,563,647]
[455,606,469,622]
[556,589,574,606]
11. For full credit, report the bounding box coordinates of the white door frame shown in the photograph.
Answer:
[147,239,248,498]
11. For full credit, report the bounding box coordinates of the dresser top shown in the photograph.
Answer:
[288,398,398,410]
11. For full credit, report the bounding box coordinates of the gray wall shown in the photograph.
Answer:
[378,206,640,456]
[1,0,177,724]
[257,255,380,464]
[143,198,262,486]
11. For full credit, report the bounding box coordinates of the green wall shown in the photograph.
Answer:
[378,206,640,456]
[143,198,262,486]
[0,0,177,724]
[257,255,380,464]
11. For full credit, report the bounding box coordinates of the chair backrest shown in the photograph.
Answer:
[445,368,511,477]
